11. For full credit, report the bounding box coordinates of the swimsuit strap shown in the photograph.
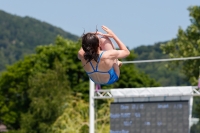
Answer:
[90,62,95,71]
[96,51,105,71]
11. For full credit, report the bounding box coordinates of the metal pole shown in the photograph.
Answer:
[89,79,95,133]
[122,56,200,64]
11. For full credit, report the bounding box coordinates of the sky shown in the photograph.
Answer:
[0,0,200,49]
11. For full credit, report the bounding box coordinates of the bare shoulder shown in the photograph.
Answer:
[102,50,118,59]
[103,49,130,59]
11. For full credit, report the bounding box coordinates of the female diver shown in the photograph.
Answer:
[78,25,130,89]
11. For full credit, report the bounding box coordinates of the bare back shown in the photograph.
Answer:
[81,51,120,84]
[78,26,130,84]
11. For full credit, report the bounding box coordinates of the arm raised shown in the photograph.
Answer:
[100,25,130,59]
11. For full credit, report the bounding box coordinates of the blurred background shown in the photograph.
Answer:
[0,0,200,132]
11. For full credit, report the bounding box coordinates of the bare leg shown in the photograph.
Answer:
[99,36,115,50]
[99,37,122,67]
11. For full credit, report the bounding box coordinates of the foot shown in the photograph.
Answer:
[118,61,122,67]
[95,84,101,91]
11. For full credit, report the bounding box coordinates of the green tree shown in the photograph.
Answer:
[51,94,89,133]
[0,36,160,132]
[161,6,200,85]
[0,57,34,129]
[0,36,85,130]
[51,96,112,133]
[191,122,200,133]
[134,42,190,86]
[19,62,70,133]
[160,6,200,133]
[0,10,79,71]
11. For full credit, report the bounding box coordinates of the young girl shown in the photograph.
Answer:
[78,25,130,87]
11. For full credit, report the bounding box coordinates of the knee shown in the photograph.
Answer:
[113,63,120,77]
[99,37,114,50]
[100,37,111,45]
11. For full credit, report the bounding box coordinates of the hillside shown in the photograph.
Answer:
[133,42,191,86]
[0,10,190,86]
[0,10,79,71]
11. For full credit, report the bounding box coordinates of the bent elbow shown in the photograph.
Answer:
[78,51,82,60]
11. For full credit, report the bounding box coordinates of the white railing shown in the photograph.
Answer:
[94,86,200,99]
[89,56,200,133]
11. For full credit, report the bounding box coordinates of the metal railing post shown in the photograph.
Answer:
[89,79,95,133]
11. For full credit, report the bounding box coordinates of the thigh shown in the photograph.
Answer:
[113,63,120,77]
[100,37,121,76]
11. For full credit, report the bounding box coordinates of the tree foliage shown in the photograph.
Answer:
[2,5,200,132]
[51,97,112,133]
[0,36,84,130]
[161,6,200,85]
[51,94,89,133]
[161,6,200,132]
[134,42,190,86]
[19,62,70,133]
[191,121,200,133]
[0,10,79,71]
[0,35,161,132]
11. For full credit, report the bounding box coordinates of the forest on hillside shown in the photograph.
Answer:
[0,9,191,87]
[0,35,160,132]
[1,6,200,132]
[0,10,79,71]
[134,42,191,86]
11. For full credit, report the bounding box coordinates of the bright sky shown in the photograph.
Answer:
[0,1,199,49]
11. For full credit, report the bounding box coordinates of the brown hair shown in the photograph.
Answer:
[81,33,99,62]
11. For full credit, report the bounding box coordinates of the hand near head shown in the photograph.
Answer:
[96,25,115,38]
[101,25,116,38]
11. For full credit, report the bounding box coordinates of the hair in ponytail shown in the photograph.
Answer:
[82,33,99,62]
